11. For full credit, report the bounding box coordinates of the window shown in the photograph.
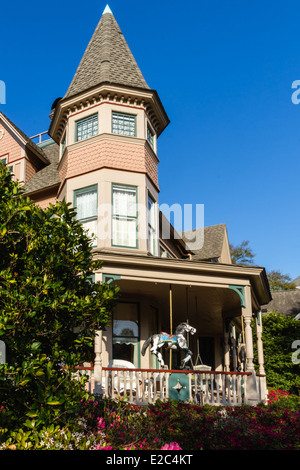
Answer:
[112,185,138,248]
[112,112,136,137]
[74,185,98,245]
[147,125,154,148]
[160,245,171,258]
[61,133,66,155]
[76,114,98,142]
[113,302,139,366]
[147,194,157,255]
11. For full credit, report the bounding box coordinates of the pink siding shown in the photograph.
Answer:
[59,139,159,189]
[0,122,24,163]
[32,191,57,209]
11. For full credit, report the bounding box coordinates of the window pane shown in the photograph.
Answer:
[112,185,137,248]
[113,303,139,366]
[113,187,136,217]
[148,195,156,255]
[112,112,135,136]
[76,114,98,141]
[113,304,139,337]
[147,126,154,148]
[112,217,136,247]
[75,187,97,220]
[82,218,97,242]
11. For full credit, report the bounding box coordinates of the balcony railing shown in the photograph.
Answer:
[73,367,259,406]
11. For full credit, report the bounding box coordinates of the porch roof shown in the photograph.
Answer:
[93,250,272,308]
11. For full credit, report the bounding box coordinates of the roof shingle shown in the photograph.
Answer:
[23,142,60,194]
[64,6,149,100]
[183,224,228,260]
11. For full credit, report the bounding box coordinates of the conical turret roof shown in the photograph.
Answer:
[64,5,149,99]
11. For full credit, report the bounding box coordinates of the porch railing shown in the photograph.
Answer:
[74,367,256,406]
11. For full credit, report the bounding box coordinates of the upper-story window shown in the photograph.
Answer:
[74,185,98,246]
[76,113,98,142]
[61,133,66,156]
[147,125,154,149]
[112,112,136,137]
[112,184,138,248]
[1,156,13,175]
[147,194,157,255]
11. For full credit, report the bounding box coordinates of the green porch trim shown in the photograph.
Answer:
[228,285,246,308]
[102,273,121,284]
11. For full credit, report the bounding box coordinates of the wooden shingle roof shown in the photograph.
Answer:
[262,289,300,318]
[183,224,228,261]
[23,142,60,194]
[64,5,149,100]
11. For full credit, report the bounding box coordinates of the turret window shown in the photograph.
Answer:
[76,113,98,142]
[112,112,136,137]
[147,125,154,149]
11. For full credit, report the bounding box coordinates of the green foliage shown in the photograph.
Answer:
[260,311,300,394]
[267,270,296,291]
[230,240,255,265]
[2,398,299,450]
[0,165,119,429]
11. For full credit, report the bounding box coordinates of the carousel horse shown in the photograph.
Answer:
[141,322,196,368]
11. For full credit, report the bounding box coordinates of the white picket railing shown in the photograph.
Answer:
[74,367,254,406]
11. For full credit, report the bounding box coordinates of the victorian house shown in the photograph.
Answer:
[0,6,271,405]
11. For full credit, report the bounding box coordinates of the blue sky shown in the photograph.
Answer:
[1,0,300,280]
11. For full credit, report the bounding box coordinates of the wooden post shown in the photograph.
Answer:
[94,329,103,395]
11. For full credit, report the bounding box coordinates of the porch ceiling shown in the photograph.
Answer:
[113,279,242,336]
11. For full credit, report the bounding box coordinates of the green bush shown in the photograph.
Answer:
[1,397,299,450]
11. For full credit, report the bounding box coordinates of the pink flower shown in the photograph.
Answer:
[161,442,182,450]
[97,417,105,430]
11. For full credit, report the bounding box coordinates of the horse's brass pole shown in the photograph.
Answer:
[169,284,173,370]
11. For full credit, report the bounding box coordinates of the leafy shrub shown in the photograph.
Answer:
[1,396,299,450]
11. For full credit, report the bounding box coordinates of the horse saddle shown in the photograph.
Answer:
[160,332,179,344]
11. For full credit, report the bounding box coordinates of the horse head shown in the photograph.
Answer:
[175,322,196,335]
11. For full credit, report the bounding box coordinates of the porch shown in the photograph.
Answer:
[86,252,271,406]
[76,365,266,406]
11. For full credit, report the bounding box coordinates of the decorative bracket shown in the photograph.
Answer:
[228,285,246,308]
[102,273,121,284]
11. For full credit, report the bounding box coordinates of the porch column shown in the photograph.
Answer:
[242,285,255,372]
[256,310,266,375]
[94,329,103,395]
[223,321,230,372]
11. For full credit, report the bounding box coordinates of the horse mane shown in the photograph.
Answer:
[174,322,187,334]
